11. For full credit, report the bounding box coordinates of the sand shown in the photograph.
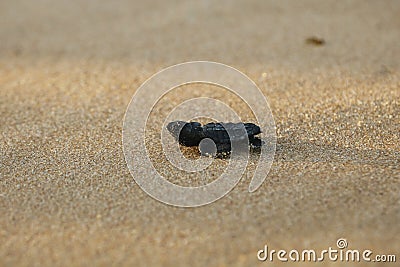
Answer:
[0,0,399,266]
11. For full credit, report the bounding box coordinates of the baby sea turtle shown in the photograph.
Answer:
[166,121,262,156]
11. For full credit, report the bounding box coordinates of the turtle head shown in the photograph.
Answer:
[166,121,187,139]
[166,121,203,146]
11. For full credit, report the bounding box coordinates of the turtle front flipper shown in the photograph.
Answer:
[198,139,231,157]
[215,143,232,158]
[249,137,263,149]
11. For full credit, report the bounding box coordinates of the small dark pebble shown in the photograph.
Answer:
[305,36,326,46]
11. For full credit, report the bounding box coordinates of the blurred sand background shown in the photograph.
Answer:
[0,0,399,266]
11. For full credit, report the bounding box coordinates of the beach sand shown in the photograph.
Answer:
[0,1,399,266]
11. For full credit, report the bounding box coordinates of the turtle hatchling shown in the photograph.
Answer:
[166,121,263,156]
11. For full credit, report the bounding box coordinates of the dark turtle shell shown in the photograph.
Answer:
[202,122,261,144]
